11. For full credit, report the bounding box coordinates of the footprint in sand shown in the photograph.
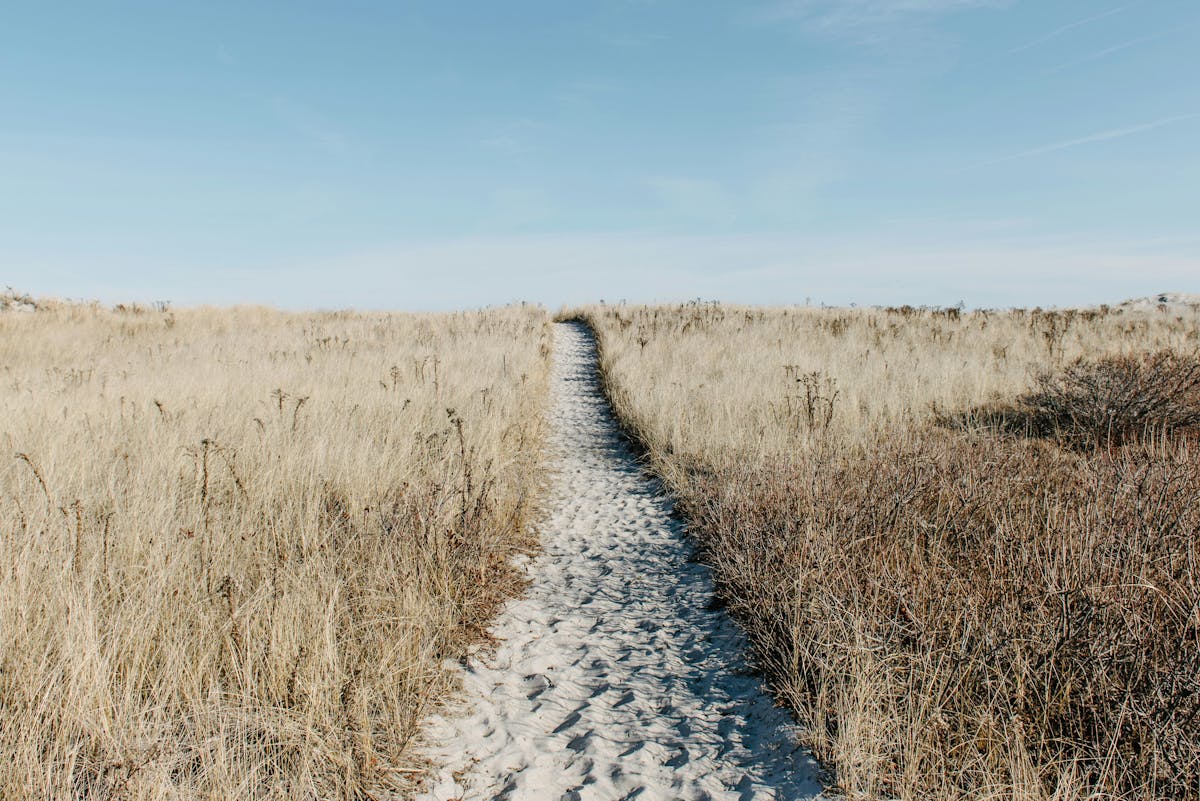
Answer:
[416,322,825,801]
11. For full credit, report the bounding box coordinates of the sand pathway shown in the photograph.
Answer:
[417,322,824,801]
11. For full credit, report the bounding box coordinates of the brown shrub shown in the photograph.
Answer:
[1022,351,1200,448]
[677,434,1200,800]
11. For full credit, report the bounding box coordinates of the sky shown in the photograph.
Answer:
[2,0,1198,310]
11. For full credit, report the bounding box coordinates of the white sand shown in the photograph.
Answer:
[1117,292,1200,313]
[0,299,36,313]
[415,322,824,801]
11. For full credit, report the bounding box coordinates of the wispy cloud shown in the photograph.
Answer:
[1008,5,1128,54]
[555,78,621,110]
[760,0,1010,34]
[480,187,556,230]
[606,32,668,48]
[966,114,1200,169]
[480,118,541,156]
[271,98,357,160]
[643,177,734,223]
[1045,30,1170,74]
[252,232,1200,310]
[13,230,1198,310]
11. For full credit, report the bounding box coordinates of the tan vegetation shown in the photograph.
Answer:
[578,302,1200,801]
[0,301,549,799]
[1,287,38,313]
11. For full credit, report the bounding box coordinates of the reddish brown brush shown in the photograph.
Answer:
[577,303,1200,800]
[1022,350,1200,448]
[681,434,1199,799]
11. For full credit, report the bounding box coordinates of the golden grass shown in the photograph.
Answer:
[578,302,1200,801]
[585,303,1200,460]
[0,301,550,799]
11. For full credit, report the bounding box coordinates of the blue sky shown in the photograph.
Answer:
[3,0,1197,309]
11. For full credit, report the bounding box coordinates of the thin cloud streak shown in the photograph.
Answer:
[271,98,358,160]
[964,114,1200,170]
[1008,5,1128,54]
[195,235,1200,310]
[758,0,1009,33]
[1044,30,1170,74]
[10,231,1198,311]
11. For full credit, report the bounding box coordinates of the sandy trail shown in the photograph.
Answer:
[417,322,824,801]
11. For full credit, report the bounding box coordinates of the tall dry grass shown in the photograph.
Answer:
[578,302,1200,801]
[0,301,550,799]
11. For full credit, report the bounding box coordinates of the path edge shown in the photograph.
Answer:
[554,313,839,797]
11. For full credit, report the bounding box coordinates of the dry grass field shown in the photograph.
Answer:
[580,302,1200,801]
[0,299,550,799]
